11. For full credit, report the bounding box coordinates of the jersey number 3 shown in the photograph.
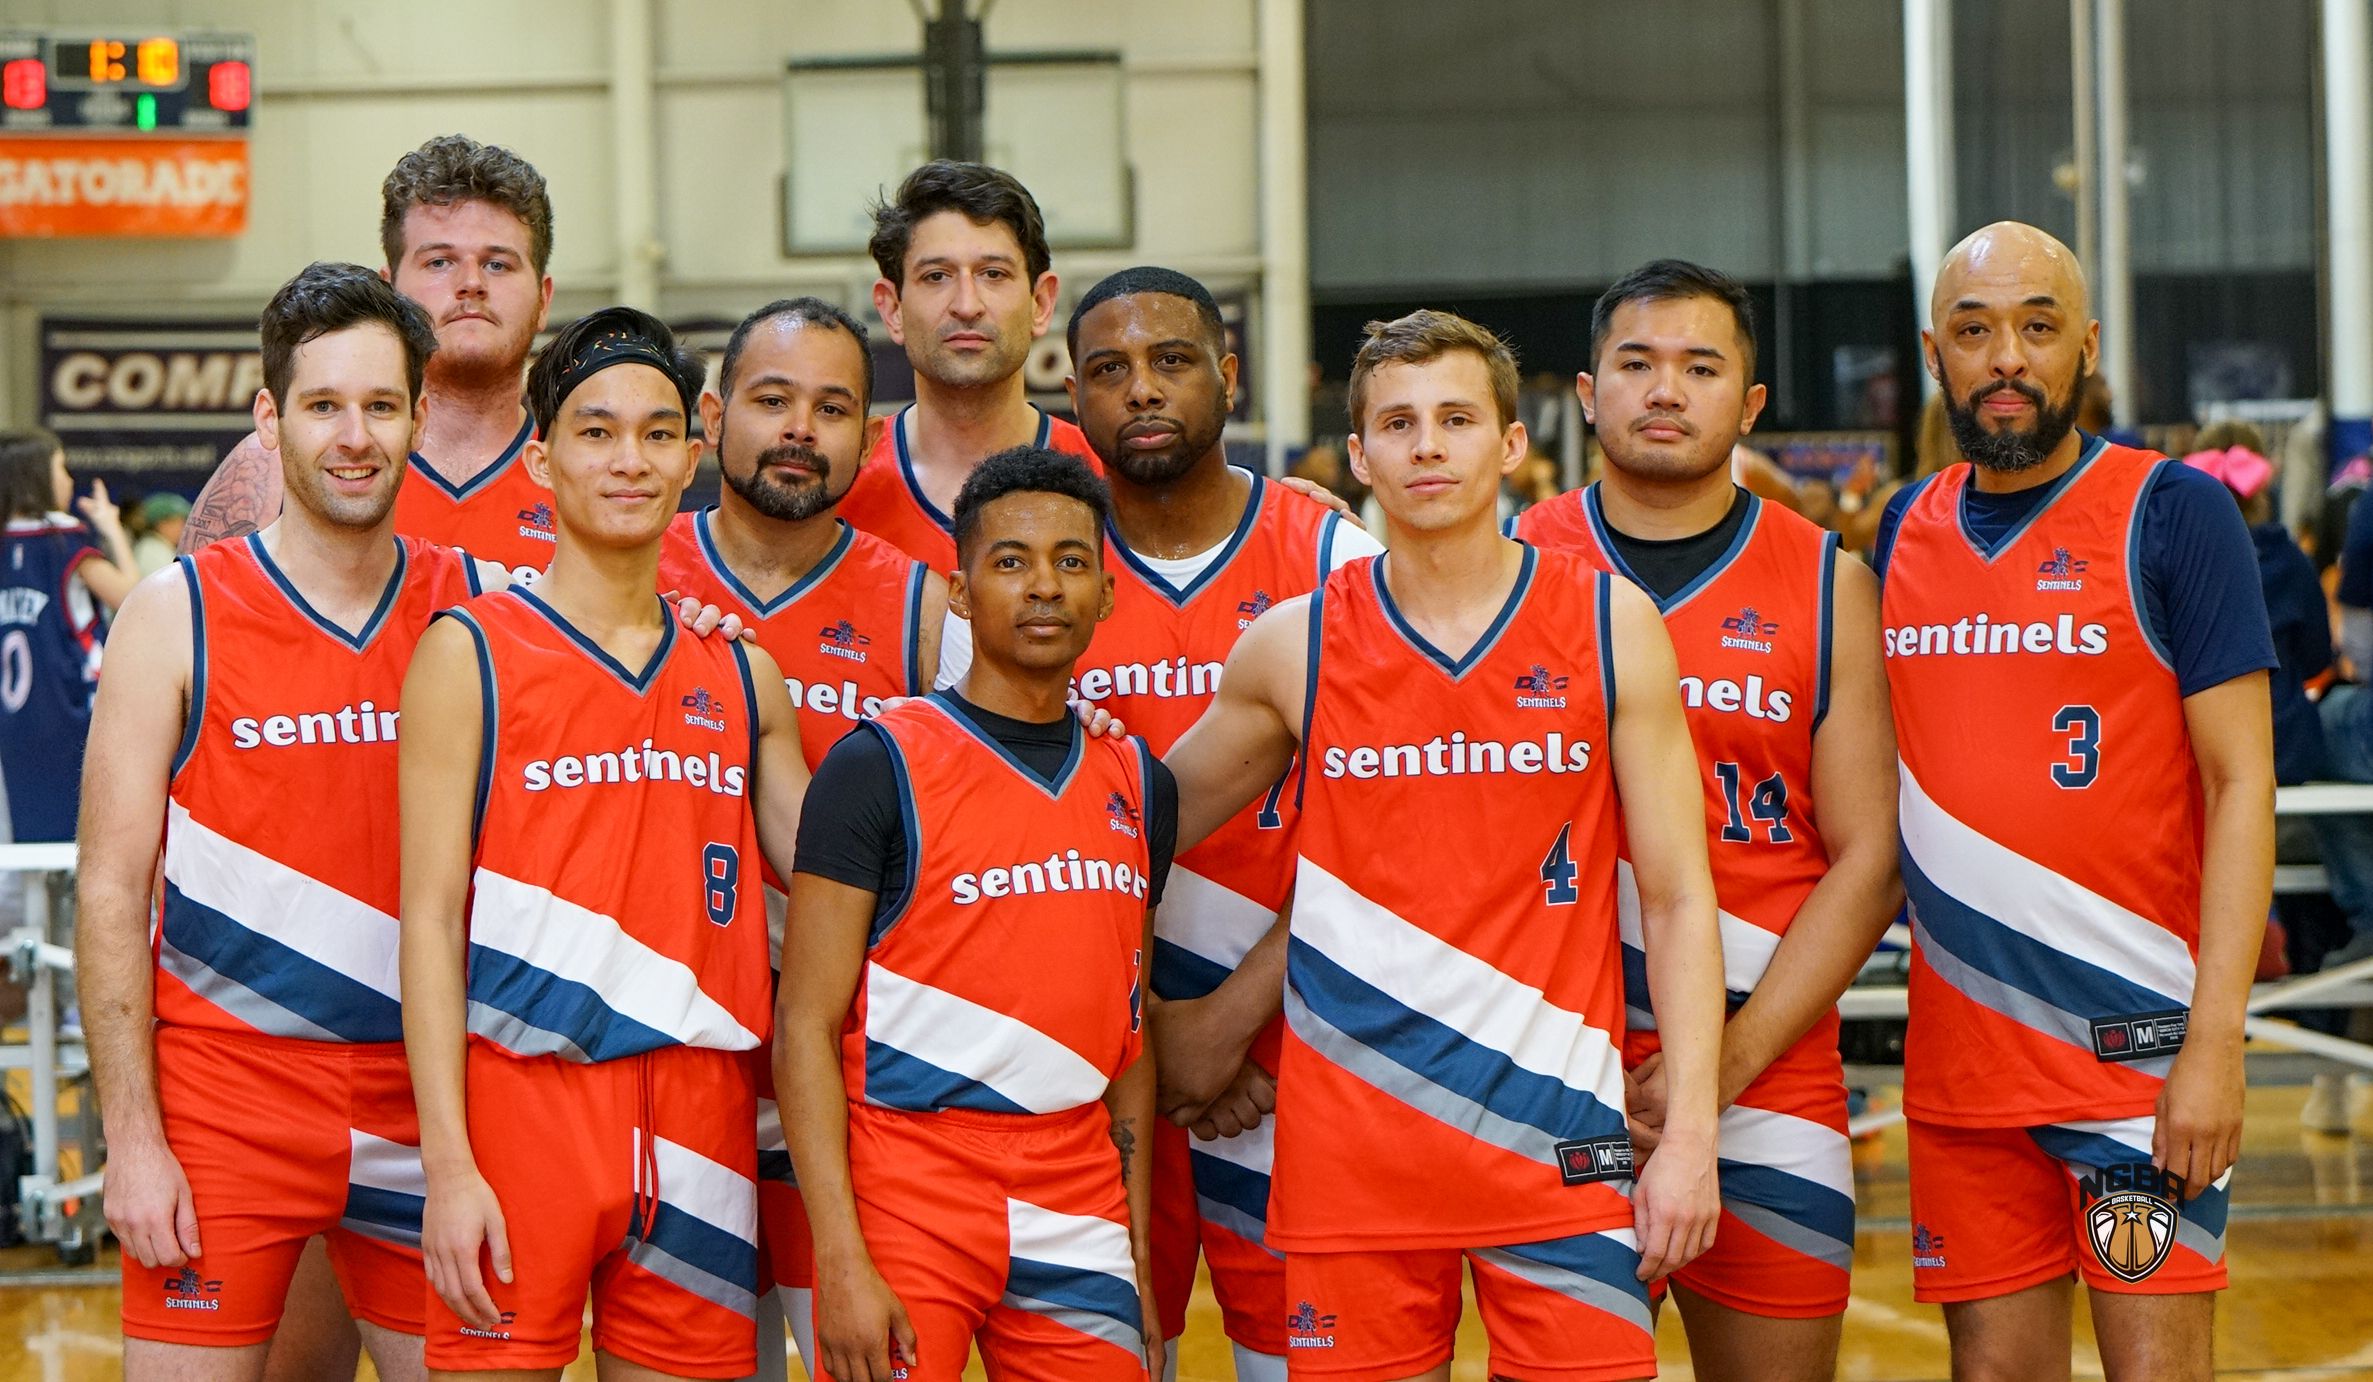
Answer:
[702,843,740,926]
[2052,705,2100,788]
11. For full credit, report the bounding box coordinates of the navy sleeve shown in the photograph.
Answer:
[793,727,905,903]
[2263,531,2333,683]
[2137,463,2280,698]
[2342,484,2373,608]
[1868,479,1926,583]
[1145,757,1178,908]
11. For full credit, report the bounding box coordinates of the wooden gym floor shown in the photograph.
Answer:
[1,1075,2368,1381]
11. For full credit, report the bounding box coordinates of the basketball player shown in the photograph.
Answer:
[1872,222,2275,1382]
[182,135,558,580]
[1511,261,1902,1381]
[779,447,1167,1382]
[399,308,809,1379]
[656,296,941,1376]
[77,263,471,1382]
[838,161,1101,575]
[1061,266,1380,1382]
[1164,310,1726,1382]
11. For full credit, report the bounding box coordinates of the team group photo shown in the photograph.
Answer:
[0,1,2364,1380]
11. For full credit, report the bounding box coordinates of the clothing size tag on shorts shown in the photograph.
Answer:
[1554,1136,1635,1185]
[2090,1009,2187,1063]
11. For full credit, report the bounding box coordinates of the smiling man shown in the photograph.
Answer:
[1870,222,2276,1382]
[78,262,485,1382]
[399,308,809,1380]
[182,136,560,581]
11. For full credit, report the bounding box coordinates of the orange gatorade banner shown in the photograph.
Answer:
[0,138,248,237]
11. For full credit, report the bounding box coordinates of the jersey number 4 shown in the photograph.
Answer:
[702,843,740,926]
[1541,822,1580,905]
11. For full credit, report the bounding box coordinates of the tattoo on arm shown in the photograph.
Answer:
[179,435,283,555]
[1111,1116,1137,1182]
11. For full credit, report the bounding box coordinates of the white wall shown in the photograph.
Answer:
[0,0,1269,424]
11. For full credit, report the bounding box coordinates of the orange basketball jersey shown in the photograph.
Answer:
[1883,440,2204,1127]
[444,589,771,1063]
[391,417,555,582]
[839,406,1100,572]
[159,534,483,1042]
[1515,487,1838,1028]
[1281,548,1632,1251]
[843,696,1152,1115]
[1078,477,1353,1012]
[658,511,928,773]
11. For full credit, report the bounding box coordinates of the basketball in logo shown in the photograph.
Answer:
[2087,1190,2176,1283]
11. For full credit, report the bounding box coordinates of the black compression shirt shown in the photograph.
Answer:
[1599,485,1753,602]
[794,690,1178,921]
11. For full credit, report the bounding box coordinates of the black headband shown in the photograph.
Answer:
[547,328,696,420]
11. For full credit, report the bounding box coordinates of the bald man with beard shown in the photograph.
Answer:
[1869,222,2275,1382]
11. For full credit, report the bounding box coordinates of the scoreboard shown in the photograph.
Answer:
[0,32,253,134]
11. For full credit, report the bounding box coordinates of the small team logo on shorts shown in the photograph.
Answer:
[458,1310,517,1340]
[162,1265,223,1310]
[1286,1300,1337,1349]
[1237,590,1274,629]
[1911,1222,1947,1269]
[517,502,558,543]
[1719,607,1777,653]
[681,687,728,732]
[2037,546,2088,591]
[1107,791,1141,838]
[818,619,871,663]
[1514,664,1569,708]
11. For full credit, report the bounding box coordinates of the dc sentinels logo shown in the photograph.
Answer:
[680,686,728,732]
[818,619,871,663]
[1911,1222,1947,1269]
[162,1265,223,1310]
[1514,664,1569,709]
[2037,546,2089,591]
[1237,589,1274,629]
[1107,791,1141,838]
[517,501,558,544]
[1719,606,1777,653]
[1286,1300,1338,1350]
[2079,1163,2184,1284]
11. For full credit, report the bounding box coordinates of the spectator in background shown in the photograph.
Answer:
[1509,450,1561,511]
[131,492,188,576]
[2191,432,2331,785]
[0,430,138,844]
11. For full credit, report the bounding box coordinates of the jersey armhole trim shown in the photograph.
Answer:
[1870,473,1935,585]
[437,608,499,848]
[1294,583,1325,812]
[463,551,485,598]
[732,637,762,777]
[864,720,924,949]
[1316,512,1341,585]
[169,556,207,780]
[901,562,928,697]
[1595,570,1617,724]
[1132,735,1161,909]
[2127,459,2177,673]
[1813,532,1840,730]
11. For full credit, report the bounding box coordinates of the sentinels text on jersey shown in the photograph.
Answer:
[390,416,555,582]
[838,406,1100,572]
[1882,439,2205,1127]
[1515,485,1858,1318]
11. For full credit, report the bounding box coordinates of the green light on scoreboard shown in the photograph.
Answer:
[135,91,155,129]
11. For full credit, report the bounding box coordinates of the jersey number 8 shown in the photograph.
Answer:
[702,843,739,926]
